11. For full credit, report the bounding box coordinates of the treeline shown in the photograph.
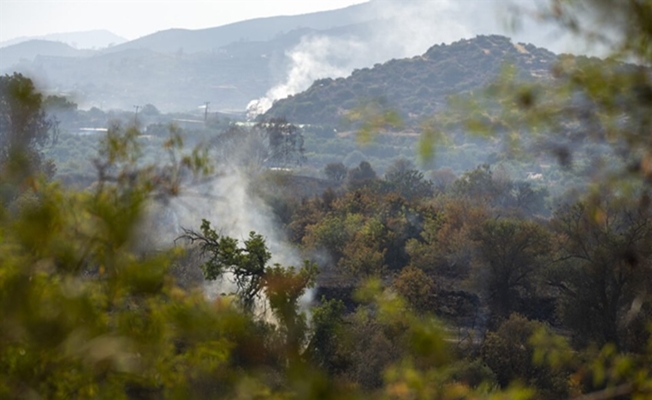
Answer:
[3,125,651,398]
[253,157,651,396]
[2,71,651,400]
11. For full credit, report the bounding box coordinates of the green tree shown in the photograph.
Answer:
[0,122,253,398]
[346,160,378,189]
[180,219,320,365]
[472,218,551,323]
[303,214,351,264]
[406,197,488,280]
[305,298,347,375]
[429,168,457,193]
[0,73,53,162]
[339,222,387,277]
[180,221,271,313]
[43,94,77,112]
[0,73,55,200]
[43,94,77,137]
[265,262,318,361]
[140,103,160,116]
[549,198,652,351]
[324,162,347,182]
[254,117,306,167]
[384,159,434,201]
[452,164,507,206]
[451,164,547,215]
[212,124,269,170]
[393,265,435,311]
[481,314,571,397]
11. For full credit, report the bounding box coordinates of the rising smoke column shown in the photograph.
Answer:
[246,0,473,117]
[144,164,310,305]
[246,34,368,117]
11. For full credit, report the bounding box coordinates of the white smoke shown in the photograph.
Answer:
[143,165,313,308]
[246,0,474,117]
[245,0,590,118]
[246,35,369,117]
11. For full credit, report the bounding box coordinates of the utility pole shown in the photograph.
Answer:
[204,101,210,122]
[133,105,140,125]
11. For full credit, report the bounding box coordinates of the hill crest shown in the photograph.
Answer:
[264,35,558,125]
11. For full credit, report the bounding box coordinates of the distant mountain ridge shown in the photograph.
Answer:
[0,2,569,113]
[0,3,381,110]
[0,20,383,111]
[0,30,126,49]
[103,2,372,54]
[264,35,558,125]
[0,40,95,72]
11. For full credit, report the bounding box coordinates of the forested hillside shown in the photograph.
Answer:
[265,35,557,124]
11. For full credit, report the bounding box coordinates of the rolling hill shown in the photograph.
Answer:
[102,1,372,55]
[264,35,558,125]
[0,40,94,72]
[0,30,126,49]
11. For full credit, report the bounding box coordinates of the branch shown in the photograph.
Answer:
[572,383,633,400]
[546,280,577,297]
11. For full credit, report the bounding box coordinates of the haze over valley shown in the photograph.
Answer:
[1,0,573,113]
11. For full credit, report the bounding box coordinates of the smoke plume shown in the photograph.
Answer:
[140,161,307,305]
[247,0,473,117]
[246,0,589,118]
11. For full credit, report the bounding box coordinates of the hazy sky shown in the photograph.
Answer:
[0,0,369,42]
